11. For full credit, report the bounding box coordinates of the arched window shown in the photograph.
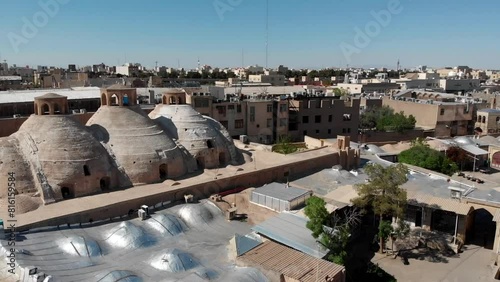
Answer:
[496,117,500,123]
[159,164,168,180]
[41,103,50,115]
[162,96,167,104]
[111,94,118,106]
[101,93,107,106]
[83,165,90,176]
[54,103,61,114]
[478,115,482,122]
[61,187,72,199]
[207,140,214,148]
[483,116,486,123]
[123,94,129,106]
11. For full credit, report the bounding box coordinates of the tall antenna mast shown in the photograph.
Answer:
[265,0,269,69]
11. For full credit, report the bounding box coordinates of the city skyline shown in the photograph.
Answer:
[0,0,500,69]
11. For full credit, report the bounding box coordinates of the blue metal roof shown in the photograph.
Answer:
[251,213,328,258]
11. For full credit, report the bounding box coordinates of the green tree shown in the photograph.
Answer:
[273,135,298,155]
[399,140,459,175]
[304,196,329,238]
[360,105,416,133]
[332,88,349,97]
[352,163,408,253]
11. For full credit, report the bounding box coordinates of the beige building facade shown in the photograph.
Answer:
[383,98,476,137]
[476,108,500,135]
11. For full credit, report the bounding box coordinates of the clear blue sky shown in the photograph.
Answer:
[0,0,499,70]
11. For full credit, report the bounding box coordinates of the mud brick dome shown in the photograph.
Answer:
[149,88,240,169]
[86,85,188,184]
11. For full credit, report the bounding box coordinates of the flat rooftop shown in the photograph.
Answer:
[252,182,311,202]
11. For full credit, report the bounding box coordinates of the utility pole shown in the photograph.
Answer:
[265,0,269,69]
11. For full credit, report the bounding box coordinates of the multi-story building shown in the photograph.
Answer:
[439,78,480,93]
[288,97,360,142]
[0,76,23,91]
[335,82,400,94]
[248,73,286,86]
[476,107,500,136]
[115,63,140,77]
[383,95,490,137]
[189,92,288,144]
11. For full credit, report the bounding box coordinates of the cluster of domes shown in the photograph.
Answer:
[0,85,241,213]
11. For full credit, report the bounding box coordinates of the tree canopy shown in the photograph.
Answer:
[352,163,408,219]
[352,163,408,253]
[304,196,329,238]
[398,139,459,176]
[360,105,416,133]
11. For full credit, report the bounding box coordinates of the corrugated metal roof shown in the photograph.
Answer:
[252,182,311,202]
[0,76,22,81]
[0,87,101,104]
[240,241,344,282]
[406,191,473,215]
[461,144,488,156]
[234,234,262,257]
[251,212,328,258]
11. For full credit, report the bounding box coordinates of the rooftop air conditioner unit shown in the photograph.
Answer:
[449,187,464,199]
[138,209,148,220]
[12,114,21,118]
[79,109,87,114]
[140,205,150,216]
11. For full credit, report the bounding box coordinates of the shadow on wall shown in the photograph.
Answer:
[154,116,179,139]
[205,117,244,165]
[88,124,110,143]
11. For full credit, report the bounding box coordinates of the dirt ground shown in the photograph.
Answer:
[210,188,278,226]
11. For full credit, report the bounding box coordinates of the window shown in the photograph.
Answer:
[303,130,307,136]
[83,165,90,176]
[315,130,320,134]
[342,128,347,133]
[250,106,255,122]
[194,98,209,108]
[315,115,321,123]
[267,104,272,112]
[440,108,445,115]
[279,104,287,112]
[228,105,235,110]
[347,128,351,133]
[235,119,244,129]
[267,118,272,128]
[207,140,214,148]
[477,115,482,122]
[328,129,331,134]
[343,114,351,121]
[216,105,226,116]
[279,118,287,127]
[302,116,309,123]
[497,117,500,123]
[237,104,242,113]
[328,115,332,122]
